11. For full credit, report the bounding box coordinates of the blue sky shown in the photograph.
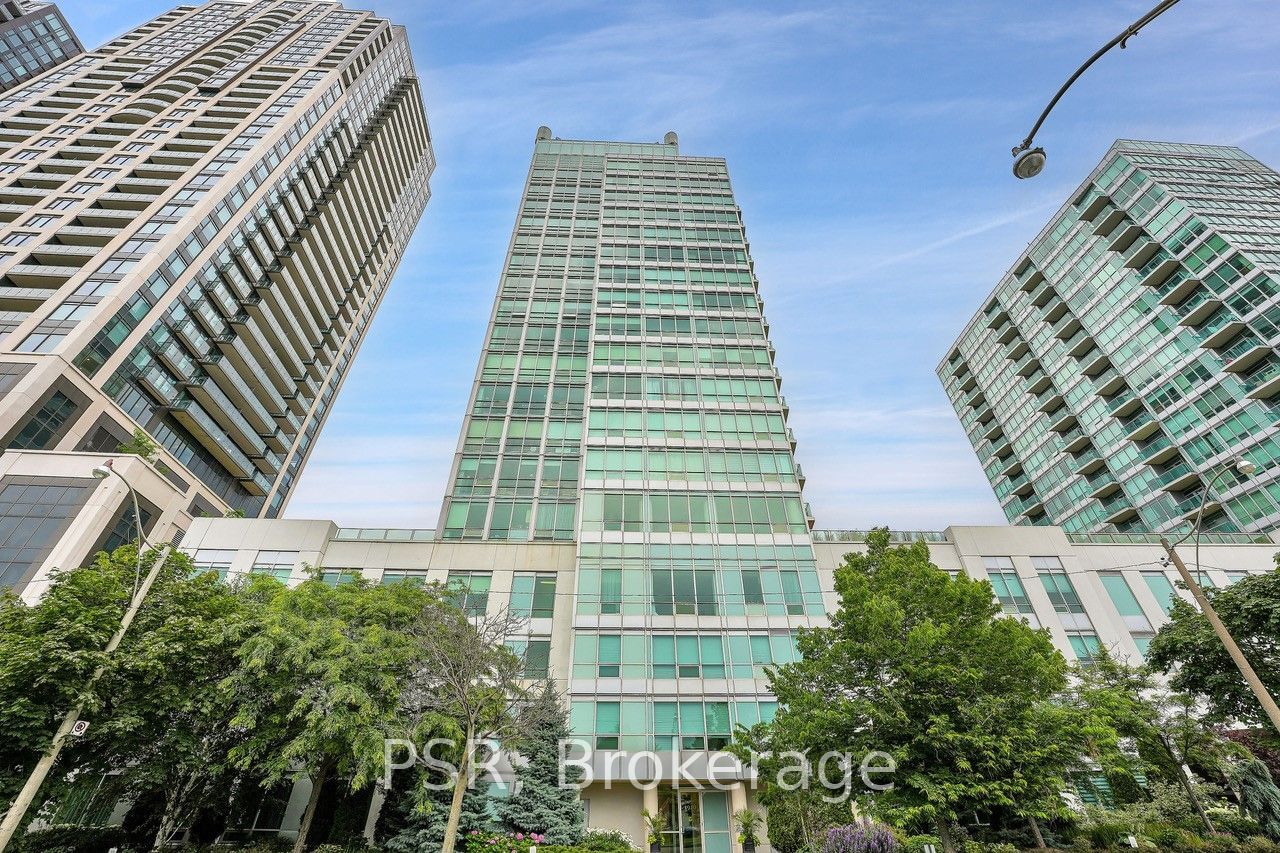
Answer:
[65,0,1280,530]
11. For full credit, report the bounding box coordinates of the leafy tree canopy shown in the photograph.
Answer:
[1146,569,1280,727]
[753,529,1088,852]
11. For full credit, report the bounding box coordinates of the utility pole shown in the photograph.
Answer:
[0,544,173,851]
[1159,538,1280,734]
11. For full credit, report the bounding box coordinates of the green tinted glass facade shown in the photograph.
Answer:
[438,130,819,752]
[941,140,1280,534]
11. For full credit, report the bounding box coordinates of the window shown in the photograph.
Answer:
[1,232,34,246]
[1100,573,1153,632]
[510,573,556,619]
[507,637,551,679]
[1036,557,1093,631]
[319,569,361,586]
[23,215,56,228]
[599,567,621,614]
[380,569,429,586]
[1142,571,1179,614]
[652,634,725,679]
[191,548,234,580]
[1068,633,1102,665]
[47,197,77,210]
[983,557,1038,626]
[592,701,619,749]
[250,550,296,583]
[651,567,717,616]
[447,571,491,616]
[9,391,78,450]
[0,478,92,589]
[1226,571,1249,585]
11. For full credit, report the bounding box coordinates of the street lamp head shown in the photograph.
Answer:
[91,465,112,480]
[1013,147,1047,179]
[1236,458,1257,476]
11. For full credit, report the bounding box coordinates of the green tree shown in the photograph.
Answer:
[497,680,584,844]
[1232,758,1280,841]
[115,428,159,462]
[397,607,530,853]
[756,529,1088,853]
[223,575,436,853]
[0,549,138,813]
[1146,570,1280,728]
[81,561,280,848]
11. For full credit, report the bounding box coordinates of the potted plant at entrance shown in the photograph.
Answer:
[642,809,664,853]
[734,809,762,853]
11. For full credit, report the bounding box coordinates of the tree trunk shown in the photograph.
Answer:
[1028,815,1046,850]
[292,765,329,853]
[153,773,196,850]
[441,732,474,853]
[935,816,956,853]
[1162,733,1214,835]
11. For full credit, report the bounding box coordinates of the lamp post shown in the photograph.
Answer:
[1157,458,1280,734]
[1010,0,1183,179]
[0,461,173,851]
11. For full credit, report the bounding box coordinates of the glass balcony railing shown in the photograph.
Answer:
[1149,462,1198,491]
[812,529,949,543]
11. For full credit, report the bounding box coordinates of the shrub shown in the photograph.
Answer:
[902,837,940,853]
[1211,809,1267,841]
[579,827,639,851]
[12,826,130,853]
[820,824,900,853]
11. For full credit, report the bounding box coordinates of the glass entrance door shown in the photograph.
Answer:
[657,789,731,853]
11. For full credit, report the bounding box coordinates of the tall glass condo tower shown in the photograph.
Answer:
[436,128,822,839]
[941,140,1280,535]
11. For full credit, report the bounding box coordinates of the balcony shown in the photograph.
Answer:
[1072,446,1105,475]
[1135,432,1177,466]
[1107,222,1144,253]
[1028,280,1055,307]
[1123,239,1160,270]
[1078,192,1111,222]
[1243,357,1280,399]
[982,418,1005,441]
[1005,471,1033,495]
[1004,491,1040,517]
[1175,290,1222,326]
[1159,276,1202,306]
[1150,461,1200,492]
[1219,334,1271,373]
[1062,327,1096,357]
[1052,313,1082,339]
[1059,424,1091,453]
[972,403,994,424]
[1013,351,1041,377]
[1093,207,1127,237]
[995,322,1020,345]
[1120,408,1158,442]
[1084,468,1120,498]
[1092,369,1126,396]
[1078,348,1111,376]
[1048,408,1078,433]
[1034,387,1064,413]
[1004,337,1029,360]
[1139,257,1181,289]
[985,304,1009,329]
[1015,262,1046,291]
[1105,390,1141,418]
[1101,492,1138,525]
[1042,296,1069,323]
[1025,369,1052,394]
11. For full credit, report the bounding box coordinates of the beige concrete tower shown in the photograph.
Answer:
[0,0,434,593]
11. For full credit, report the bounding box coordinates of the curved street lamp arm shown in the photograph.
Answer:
[1013,0,1183,156]
[1172,466,1231,549]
